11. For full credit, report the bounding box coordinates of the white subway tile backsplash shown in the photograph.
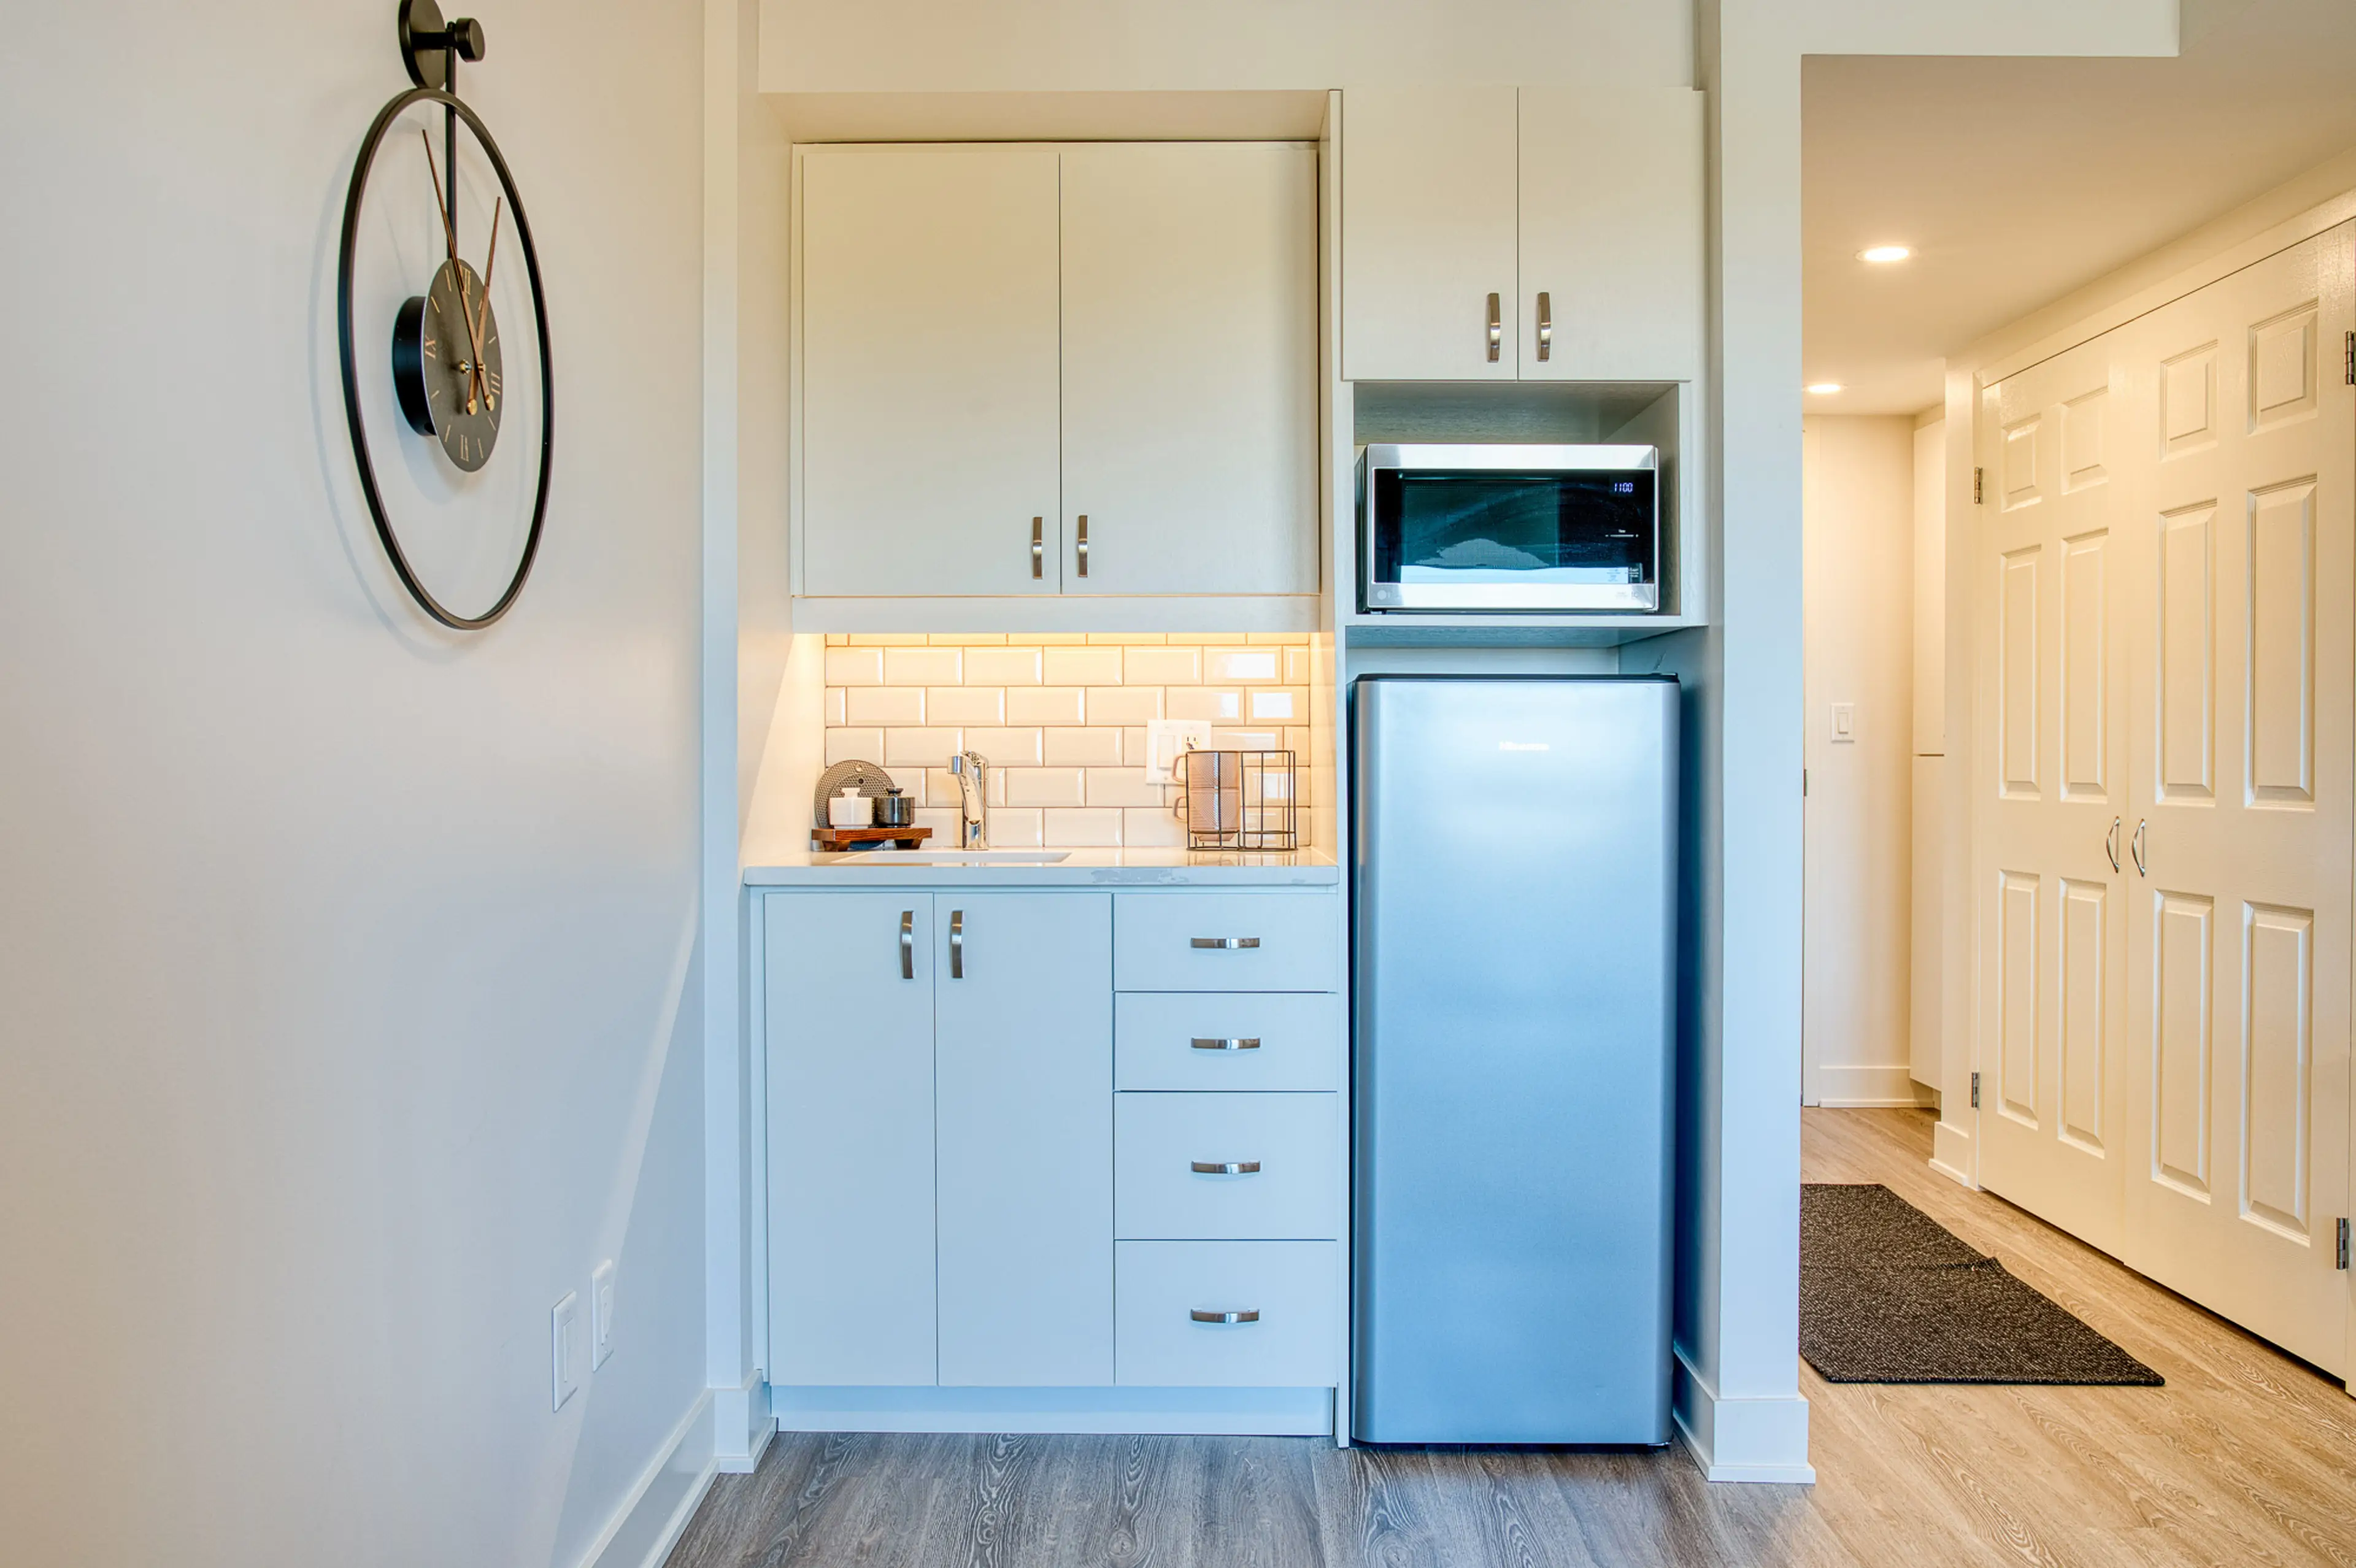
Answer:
[1006,686,1086,726]
[1248,688,1299,722]
[884,647,963,686]
[911,807,962,842]
[961,726,1044,766]
[884,767,928,806]
[849,633,930,646]
[925,686,1006,726]
[963,647,1044,686]
[1084,767,1166,808]
[1207,648,1281,683]
[926,633,1007,645]
[884,726,963,767]
[1030,632,1091,645]
[1123,645,1203,685]
[826,728,884,766]
[927,767,1006,807]
[1247,632,1313,645]
[1167,687,1244,722]
[1004,767,1086,807]
[1085,632,1167,645]
[1122,806,1188,847]
[1284,646,1312,685]
[847,686,925,726]
[990,807,1044,847]
[824,688,847,726]
[1043,727,1122,767]
[825,647,885,686]
[1209,728,1282,751]
[1085,686,1163,724]
[1044,646,1123,685]
[1043,807,1123,847]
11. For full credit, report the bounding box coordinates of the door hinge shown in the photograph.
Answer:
[1973,466,1985,505]
[2338,1217,2349,1270]
[2344,330,2354,386]
[1802,768,1809,797]
[1969,1071,1981,1109]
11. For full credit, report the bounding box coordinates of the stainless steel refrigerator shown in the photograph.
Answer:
[1352,675,1678,1445]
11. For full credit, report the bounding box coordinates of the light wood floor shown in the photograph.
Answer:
[667,1109,2356,1568]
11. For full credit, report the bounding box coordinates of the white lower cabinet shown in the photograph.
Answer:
[764,883,1342,1420]
[1115,1242,1341,1387]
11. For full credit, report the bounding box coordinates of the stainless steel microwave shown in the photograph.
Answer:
[1358,444,1660,613]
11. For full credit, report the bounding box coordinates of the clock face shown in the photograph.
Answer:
[391,256,502,472]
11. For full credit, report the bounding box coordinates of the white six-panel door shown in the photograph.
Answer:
[1976,225,2354,1377]
[1976,336,2131,1256]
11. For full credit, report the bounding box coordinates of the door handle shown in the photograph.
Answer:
[1190,937,1261,950]
[949,908,964,978]
[2131,820,2148,878]
[1030,518,1042,580]
[1485,292,1502,363]
[2106,817,2122,874]
[899,909,915,980]
[1190,1308,1260,1324]
[1076,515,1088,578]
[1536,291,1552,362]
[1190,1159,1262,1175]
[1190,1037,1262,1051]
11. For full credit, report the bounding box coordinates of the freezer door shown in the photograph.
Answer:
[1351,675,1677,1444]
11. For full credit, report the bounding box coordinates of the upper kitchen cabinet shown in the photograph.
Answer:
[1060,145,1318,597]
[1339,90,1522,382]
[1341,87,1704,383]
[796,142,1319,607]
[799,147,1062,597]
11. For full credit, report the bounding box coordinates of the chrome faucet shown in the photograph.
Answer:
[949,750,990,849]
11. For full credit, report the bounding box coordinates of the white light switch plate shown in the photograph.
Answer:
[1142,718,1212,784]
[590,1261,616,1369]
[1830,702,1856,743]
[552,1291,582,1410]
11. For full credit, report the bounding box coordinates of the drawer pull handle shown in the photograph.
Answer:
[1190,1159,1261,1175]
[1190,1037,1262,1051]
[1191,1308,1261,1325]
[899,910,915,980]
[949,908,964,979]
[1190,937,1260,950]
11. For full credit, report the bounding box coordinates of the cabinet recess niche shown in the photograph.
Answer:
[795,143,1319,602]
[1341,87,1703,383]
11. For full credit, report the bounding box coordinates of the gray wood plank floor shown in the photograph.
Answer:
[668,1110,2356,1568]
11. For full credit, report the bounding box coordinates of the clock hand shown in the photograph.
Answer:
[420,129,488,415]
[466,198,504,412]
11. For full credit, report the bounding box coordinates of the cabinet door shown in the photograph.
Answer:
[1341,89,1520,381]
[800,147,1061,596]
[1060,144,1319,597]
[1517,88,1704,382]
[934,893,1114,1385]
[766,894,937,1386]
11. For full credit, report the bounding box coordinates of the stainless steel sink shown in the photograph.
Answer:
[834,850,1073,865]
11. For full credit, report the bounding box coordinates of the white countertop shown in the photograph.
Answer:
[744,845,1339,888]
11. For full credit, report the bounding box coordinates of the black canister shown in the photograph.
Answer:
[874,788,914,828]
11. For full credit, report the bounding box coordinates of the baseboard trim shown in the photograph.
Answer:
[1931,1116,1978,1189]
[767,1384,1333,1436]
[1814,1064,1919,1109]
[712,1375,774,1475]
[580,1388,718,1568]
[1671,1347,1815,1485]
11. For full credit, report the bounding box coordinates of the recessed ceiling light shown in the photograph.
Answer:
[1858,245,1912,264]
[1806,383,1844,395]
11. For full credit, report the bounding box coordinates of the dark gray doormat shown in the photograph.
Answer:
[1800,1183,2163,1386]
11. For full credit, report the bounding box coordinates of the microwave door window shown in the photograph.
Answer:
[1386,472,1651,585]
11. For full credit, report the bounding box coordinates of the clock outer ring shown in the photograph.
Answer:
[337,85,553,632]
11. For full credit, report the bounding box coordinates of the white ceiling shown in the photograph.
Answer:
[1802,0,2356,415]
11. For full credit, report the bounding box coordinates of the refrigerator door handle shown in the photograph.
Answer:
[1190,936,1261,950]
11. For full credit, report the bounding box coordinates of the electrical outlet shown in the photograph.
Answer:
[552,1291,582,1410]
[1830,702,1856,743]
[1142,718,1212,784]
[590,1261,616,1369]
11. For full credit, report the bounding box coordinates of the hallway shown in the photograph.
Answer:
[668,1110,2356,1567]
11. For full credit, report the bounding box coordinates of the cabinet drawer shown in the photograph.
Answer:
[1115,1093,1340,1239]
[1115,993,1341,1091]
[1114,891,1339,992]
[1115,1240,1340,1386]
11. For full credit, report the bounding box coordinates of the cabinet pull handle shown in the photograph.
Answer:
[2131,820,2148,878]
[1536,291,1552,362]
[1190,1037,1261,1051]
[1190,937,1260,950]
[900,910,915,980]
[1190,1159,1261,1175]
[1486,292,1502,363]
[1030,518,1043,580]
[949,908,964,978]
[1076,515,1088,578]
[1190,1308,1261,1324]
[2106,817,2122,874]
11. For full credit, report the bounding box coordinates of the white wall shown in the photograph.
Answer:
[1800,416,1916,1107]
[0,3,712,1564]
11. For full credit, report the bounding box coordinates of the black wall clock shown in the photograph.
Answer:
[337,0,552,629]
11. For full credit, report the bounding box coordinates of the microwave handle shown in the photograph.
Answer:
[1536,291,1552,362]
[1485,293,1502,363]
